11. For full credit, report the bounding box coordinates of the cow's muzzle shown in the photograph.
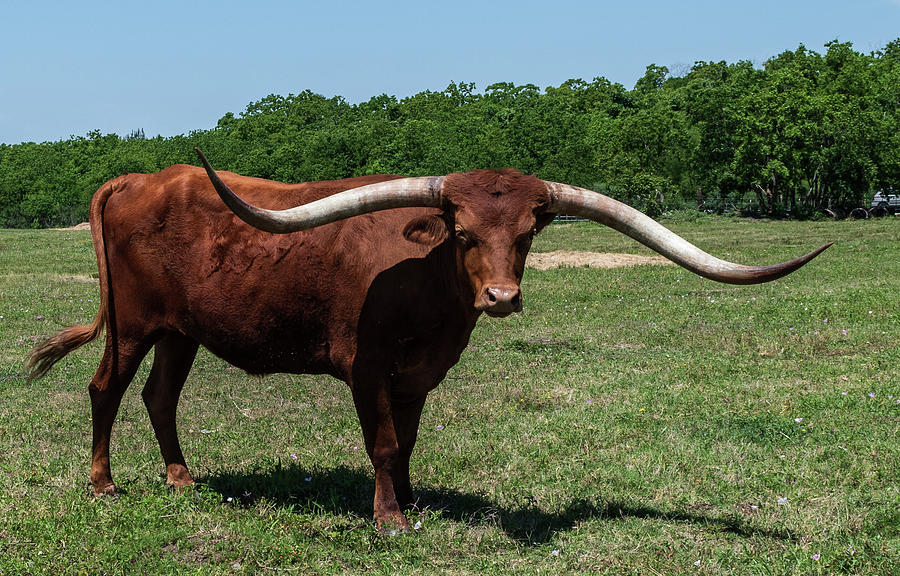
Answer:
[478,285,522,317]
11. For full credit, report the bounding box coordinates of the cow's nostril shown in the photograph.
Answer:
[482,286,521,313]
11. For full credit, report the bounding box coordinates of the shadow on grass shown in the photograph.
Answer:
[204,463,797,545]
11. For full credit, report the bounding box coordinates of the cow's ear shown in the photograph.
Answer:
[402,215,449,246]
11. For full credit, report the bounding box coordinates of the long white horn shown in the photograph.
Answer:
[545,182,831,285]
[196,149,444,234]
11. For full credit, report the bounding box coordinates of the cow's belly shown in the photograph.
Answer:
[181,308,341,378]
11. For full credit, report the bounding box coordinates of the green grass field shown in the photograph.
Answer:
[0,216,897,575]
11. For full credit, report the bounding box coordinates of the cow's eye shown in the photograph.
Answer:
[455,227,474,246]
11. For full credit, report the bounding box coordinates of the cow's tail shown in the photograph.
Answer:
[24,179,118,382]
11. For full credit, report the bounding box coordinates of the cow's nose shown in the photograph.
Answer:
[481,285,522,316]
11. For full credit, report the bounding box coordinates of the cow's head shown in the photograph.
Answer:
[196,149,832,314]
[401,169,555,316]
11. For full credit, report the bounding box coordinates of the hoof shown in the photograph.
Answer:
[166,464,194,490]
[167,480,196,493]
[92,482,119,498]
[375,512,410,535]
[166,476,195,492]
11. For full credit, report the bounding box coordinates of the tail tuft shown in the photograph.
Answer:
[24,323,103,382]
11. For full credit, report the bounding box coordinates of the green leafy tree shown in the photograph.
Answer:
[2,38,899,227]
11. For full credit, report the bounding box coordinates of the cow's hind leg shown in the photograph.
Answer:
[89,337,152,496]
[141,333,199,489]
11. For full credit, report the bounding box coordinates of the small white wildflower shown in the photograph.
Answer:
[413,521,422,530]
[777,497,788,505]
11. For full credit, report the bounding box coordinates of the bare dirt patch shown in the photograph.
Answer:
[53,222,91,231]
[526,250,672,270]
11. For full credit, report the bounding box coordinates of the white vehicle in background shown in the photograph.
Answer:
[870,189,899,215]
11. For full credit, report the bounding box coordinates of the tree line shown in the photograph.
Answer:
[1,39,898,227]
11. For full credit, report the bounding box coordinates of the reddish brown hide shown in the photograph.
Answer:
[26,164,553,531]
[26,161,828,532]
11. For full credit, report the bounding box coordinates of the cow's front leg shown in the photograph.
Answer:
[351,379,409,532]
[390,395,427,511]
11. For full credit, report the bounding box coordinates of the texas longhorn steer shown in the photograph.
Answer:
[26,149,830,531]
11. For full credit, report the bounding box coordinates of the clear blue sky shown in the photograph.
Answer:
[2,0,898,145]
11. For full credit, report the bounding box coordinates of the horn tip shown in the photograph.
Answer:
[812,242,834,257]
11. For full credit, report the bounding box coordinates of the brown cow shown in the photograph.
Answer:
[26,150,830,531]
